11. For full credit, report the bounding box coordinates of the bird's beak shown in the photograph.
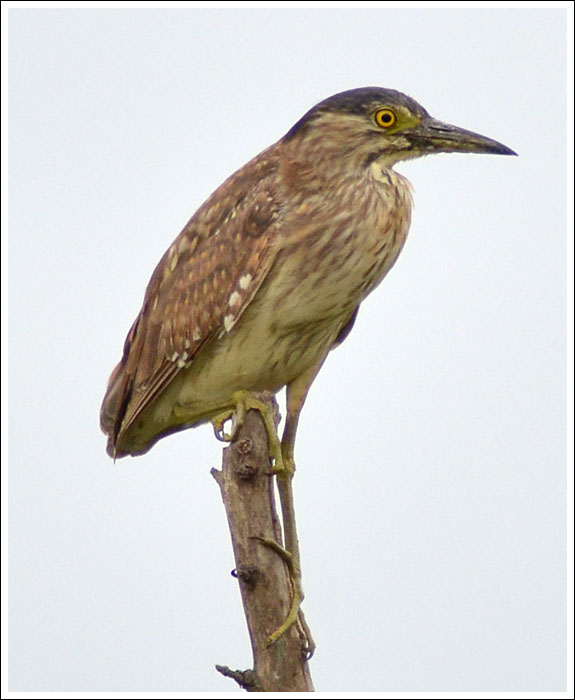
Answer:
[411,117,517,156]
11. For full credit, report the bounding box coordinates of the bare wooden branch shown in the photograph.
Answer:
[211,395,314,692]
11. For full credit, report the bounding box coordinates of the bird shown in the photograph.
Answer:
[100,86,515,648]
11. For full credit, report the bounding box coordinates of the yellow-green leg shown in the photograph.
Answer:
[211,381,319,658]
[260,362,324,657]
[275,375,317,658]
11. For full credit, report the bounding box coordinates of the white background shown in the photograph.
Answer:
[8,6,568,693]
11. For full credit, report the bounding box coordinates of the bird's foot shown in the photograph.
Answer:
[211,391,284,470]
[254,536,315,659]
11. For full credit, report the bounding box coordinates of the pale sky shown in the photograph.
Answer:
[8,6,568,693]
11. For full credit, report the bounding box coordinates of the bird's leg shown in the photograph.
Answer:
[210,380,318,657]
[260,368,323,658]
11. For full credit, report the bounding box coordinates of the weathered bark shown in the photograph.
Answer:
[211,396,314,692]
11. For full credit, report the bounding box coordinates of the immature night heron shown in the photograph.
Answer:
[101,86,515,648]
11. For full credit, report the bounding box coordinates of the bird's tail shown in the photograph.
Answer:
[99,360,131,458]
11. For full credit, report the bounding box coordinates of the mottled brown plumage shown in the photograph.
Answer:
[101,87,515,459]
[100,86,515,655]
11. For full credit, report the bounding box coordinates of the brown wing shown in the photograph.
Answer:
[100,151,281,451]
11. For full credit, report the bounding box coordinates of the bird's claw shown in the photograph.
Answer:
[211,412,234,442]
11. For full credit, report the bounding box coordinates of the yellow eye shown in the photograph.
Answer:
[375,108,396,128]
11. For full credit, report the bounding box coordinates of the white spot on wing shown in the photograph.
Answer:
[239,274,252,290]
[223,315,235,332]
[228,291,240,307]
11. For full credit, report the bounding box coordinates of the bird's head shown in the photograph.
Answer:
[283,87,516,168]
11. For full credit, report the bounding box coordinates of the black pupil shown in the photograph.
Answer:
[381,112,392,123]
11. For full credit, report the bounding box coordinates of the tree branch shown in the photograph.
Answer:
[211,395,314,692]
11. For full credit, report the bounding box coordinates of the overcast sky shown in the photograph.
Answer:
[8,6,568,694]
